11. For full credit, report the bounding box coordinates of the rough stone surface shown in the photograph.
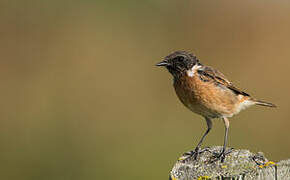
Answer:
[170,146,290,180]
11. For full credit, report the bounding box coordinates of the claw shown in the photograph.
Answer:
[194,147,210,159]
[193,147,200,160]
[211,148,233,163]
[179,147,210,162]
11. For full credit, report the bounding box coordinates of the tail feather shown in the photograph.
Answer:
[254,99,277,108]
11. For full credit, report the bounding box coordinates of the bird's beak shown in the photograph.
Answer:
[156,60,169,67]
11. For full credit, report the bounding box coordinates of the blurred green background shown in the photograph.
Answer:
[1,0,290,179]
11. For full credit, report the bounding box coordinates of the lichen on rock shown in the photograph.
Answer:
[170,146,288,180]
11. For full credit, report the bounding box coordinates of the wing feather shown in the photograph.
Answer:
[197,66,250,96]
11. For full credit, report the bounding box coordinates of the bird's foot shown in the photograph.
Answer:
[211,148,233,163]
[179,147,210,162]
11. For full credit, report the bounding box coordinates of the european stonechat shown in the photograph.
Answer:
[156,51,276,162]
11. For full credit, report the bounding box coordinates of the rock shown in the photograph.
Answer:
[170,146,289,180]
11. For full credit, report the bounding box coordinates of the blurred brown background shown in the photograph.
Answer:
[0,0,290,179]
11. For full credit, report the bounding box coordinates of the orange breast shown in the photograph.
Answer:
[174,74,239,118]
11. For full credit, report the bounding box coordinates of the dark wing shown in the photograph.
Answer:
[197,66,250,96]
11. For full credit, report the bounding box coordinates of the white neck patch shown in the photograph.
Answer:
[186,64,201,77]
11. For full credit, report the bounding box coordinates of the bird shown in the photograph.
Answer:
[156,51,276,162]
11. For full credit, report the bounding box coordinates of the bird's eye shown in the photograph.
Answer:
[177,56,184,61]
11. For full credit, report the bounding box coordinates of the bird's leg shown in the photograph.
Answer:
[184,117,212,160]
[214,117,232,162]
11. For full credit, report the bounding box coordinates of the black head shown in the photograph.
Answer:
[156,51,199,77]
